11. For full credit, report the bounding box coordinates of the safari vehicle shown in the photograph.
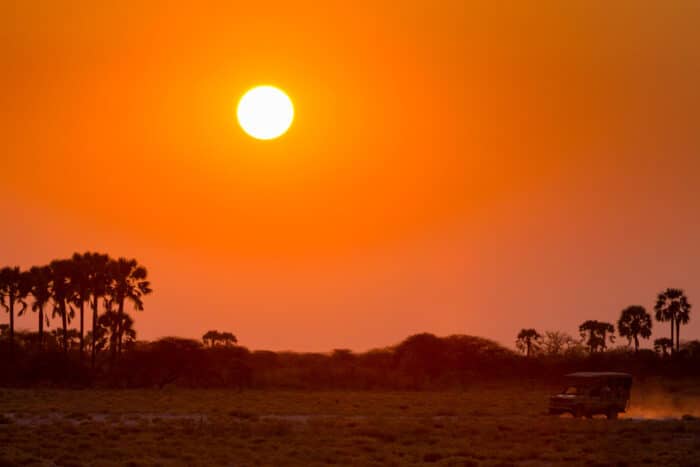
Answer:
[548,372,632,419]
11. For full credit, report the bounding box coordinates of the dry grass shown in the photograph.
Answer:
[1,381,699,466]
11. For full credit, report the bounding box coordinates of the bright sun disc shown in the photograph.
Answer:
[237,86,294,140]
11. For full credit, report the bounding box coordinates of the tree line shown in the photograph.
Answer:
[516,288,692,357]
[3,259,699,389]
[0,252,151,368]
[4,328,700,389]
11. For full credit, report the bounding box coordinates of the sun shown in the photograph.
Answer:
[237,85,294,140]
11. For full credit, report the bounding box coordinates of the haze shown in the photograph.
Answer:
[2,1,699,351]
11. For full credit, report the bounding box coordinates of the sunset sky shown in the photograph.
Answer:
[2,1,699,351]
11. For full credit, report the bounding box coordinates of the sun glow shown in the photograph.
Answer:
[237,86,294,140]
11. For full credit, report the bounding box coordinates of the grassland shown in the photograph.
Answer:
[1,381,699,466]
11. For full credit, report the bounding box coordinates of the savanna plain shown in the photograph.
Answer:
[1,380,699,466]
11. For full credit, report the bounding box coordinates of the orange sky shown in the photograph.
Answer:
[2,1,699,351]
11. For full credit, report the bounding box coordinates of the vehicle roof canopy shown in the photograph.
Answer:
[565,372,632,379]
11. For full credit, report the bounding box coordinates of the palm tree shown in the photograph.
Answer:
[100,298,118,360]
[674,294,691,354]
[655,288,692,354]
[654,337,673,357]
[69,253,91,361]
[0,266,30,355]
[49,259,75,354]
[84,253,111,370]
[617,305,652,353]
[579,320,615,354]
[28,266,52,350]
[515,328,541,357]
[108,258,151,357]
[98,307,137,356]
[51,328,80,351]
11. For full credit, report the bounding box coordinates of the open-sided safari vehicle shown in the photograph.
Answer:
[549,372,632,419]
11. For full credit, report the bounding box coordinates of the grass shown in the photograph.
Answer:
[1,381,699,465]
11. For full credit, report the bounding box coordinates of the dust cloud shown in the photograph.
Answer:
[623,382,700,420]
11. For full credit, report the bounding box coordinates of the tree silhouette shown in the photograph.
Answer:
[84,253,111,369]
[98,308,137,356]
[85,329,108,356]
[655,288,692,354]
[0,266,30,356]
[617,305,652,353]
[49,259,75,354]
[394,333,447,380]
[70,253,92,361]
[540,331,584,356]
[203,330,237,347]
[28,266,52,350]
[108,258,151,357]
[673,294,691,354]
[0,253,150,365]
[219,332,237,346]
[654,337,673,357]
[51,328,81,351]
[681,340,700,358]
[203,330,219,347]
[515,328,541,357]
[579,320,615,354]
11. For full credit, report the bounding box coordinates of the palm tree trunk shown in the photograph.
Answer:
[110,334,115,360]
[109,298,118,365]
[61,302,68,354]
[117,298,124,357]
[670,320,675,355]
[38,305,44,350]
[91,298,99,370]
[675,320,681,353]
[9,299,15,357]
[79,301,85,362]
[109,324,117,364]
[634,335,639,353]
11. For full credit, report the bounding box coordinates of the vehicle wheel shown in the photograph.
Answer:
[606,408,618,420]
